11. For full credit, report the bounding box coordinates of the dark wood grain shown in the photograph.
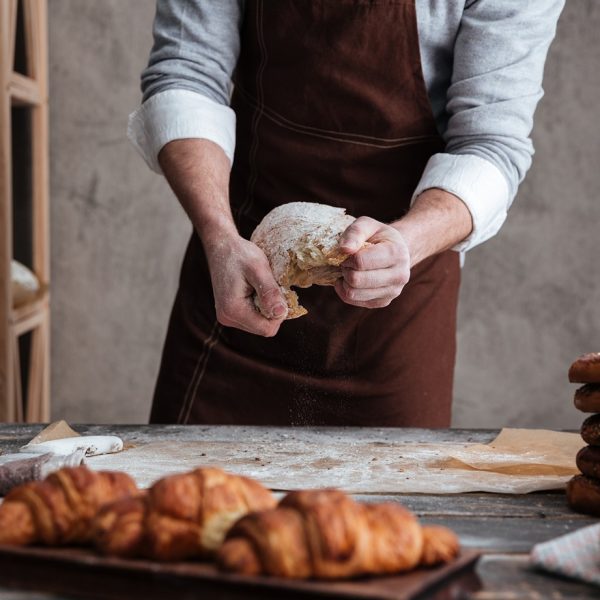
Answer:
[354,491,582,519]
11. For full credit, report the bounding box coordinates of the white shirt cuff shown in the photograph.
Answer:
[127,89,236,174]
[411,153,511,252]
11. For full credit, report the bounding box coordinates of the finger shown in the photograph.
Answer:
[342,241,400,271]
[339,217,382,254]
[217,299,282,337]
[245,265,288,320]
[335,279,402,304]
[342,266,408,289]
[334,281,395,309]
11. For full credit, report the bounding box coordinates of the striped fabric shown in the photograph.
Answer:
[530,524,600,587]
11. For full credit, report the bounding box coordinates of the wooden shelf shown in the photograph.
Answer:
[1,0,50,423]
[9,72,42,106]
[11,286,49,334]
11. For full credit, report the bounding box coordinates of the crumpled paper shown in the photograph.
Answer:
[439,428,581,477]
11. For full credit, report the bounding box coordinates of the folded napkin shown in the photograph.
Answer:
[530,523,600,587]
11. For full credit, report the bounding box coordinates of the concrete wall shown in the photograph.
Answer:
[48,1,600,427]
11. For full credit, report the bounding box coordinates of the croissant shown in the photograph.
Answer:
[217,489,460,579]
[0,466,137,547]
[93,467,277,560]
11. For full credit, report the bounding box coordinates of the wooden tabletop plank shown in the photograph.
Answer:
[353,491,583,518]
[418,515,595,553]
[0,424,500,448]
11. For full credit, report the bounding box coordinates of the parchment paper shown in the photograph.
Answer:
[87,428,582,494]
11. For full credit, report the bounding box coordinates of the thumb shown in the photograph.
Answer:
[247,267,288,320]
[339,216,381,254]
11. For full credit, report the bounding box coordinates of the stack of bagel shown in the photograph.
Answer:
[566,353,600,516]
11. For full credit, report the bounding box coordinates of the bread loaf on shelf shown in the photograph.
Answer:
[250,202,361,319]
[217,489,460,579]
[0,466,137,546]
[11,260,41,307]
[93,467,276,561]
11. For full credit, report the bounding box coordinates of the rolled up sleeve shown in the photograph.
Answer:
[413,0,565,252]
[128,0,243,173]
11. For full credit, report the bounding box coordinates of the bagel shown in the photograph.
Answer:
[574,384,600,413]
[580,414,600,446]
[566,475,600,517]
[568,353,600,384]
[575,446,600,479]
[251,202,360,319]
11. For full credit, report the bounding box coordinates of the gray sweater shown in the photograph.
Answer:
[129,0,565,252]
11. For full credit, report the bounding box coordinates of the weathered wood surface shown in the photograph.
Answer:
[2,424,579,494]
[0,424,500,448]
[0,425,597,599]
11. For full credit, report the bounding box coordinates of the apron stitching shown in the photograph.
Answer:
[236,0,267,222]
[235,85,438,146]
[182,324,223,424]
[176,320,220,423]
[263,115,438,149]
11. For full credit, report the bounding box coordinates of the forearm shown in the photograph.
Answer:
[158,138,286,334]
[158,138,238,247]
[392,189,473,267]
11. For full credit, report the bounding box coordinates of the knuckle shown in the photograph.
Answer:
[372,298,391,308]
[260,286,282,303]
[345,288,356,301]
[352,253,366,271]
[216,309,233,327]
[356,216,374,226]
[217,300,245,326]
[262,323,279,338]
[345,269,360,287]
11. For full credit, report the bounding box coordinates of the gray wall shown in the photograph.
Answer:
[48,1,600,427]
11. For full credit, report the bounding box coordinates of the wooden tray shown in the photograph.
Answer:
[0,545,481,600]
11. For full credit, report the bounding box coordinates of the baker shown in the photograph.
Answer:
[130,1,564,427]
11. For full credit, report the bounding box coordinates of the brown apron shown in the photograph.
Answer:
[150,0,461,427]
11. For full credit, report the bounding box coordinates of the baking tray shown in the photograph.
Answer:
[0,545,481,599]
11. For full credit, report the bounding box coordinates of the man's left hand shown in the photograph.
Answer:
[335,216,411,309]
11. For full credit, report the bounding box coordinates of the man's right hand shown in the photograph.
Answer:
[158,138,287,337]
[204,233,288,337]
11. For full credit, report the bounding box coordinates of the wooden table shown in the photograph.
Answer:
[0,424,597,599]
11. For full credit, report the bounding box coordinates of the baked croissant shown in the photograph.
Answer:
[0,466,137,547]
[217,489,459,579]
[93,467,277,560]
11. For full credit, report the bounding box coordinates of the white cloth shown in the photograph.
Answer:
[530,523,600,588]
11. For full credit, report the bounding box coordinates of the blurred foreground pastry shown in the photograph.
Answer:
[218,489,459,579]
[0,466,137,546]
[251,202,361,319]
[93,467,276,560]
